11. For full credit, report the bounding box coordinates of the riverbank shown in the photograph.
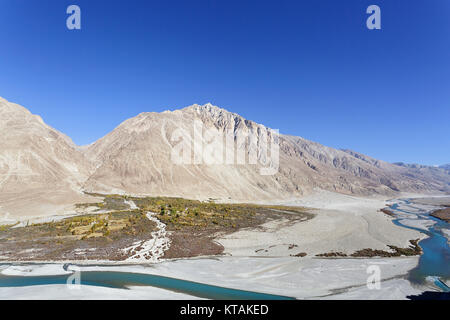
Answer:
[430,208,450,223]
[389,198,450,286]
[2,193,447,300]
[0,255,427,300]
[408,197,450,223]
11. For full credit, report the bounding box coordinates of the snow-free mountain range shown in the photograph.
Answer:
[0,96,449,219]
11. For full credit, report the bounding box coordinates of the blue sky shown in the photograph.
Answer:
[0,0,449,165]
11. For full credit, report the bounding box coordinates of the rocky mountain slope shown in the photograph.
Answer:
[83,103,450,200]
[1,97,448,218]
[0,97,93,218]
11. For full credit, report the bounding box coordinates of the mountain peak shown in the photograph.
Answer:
[2,96,450,207]
[182,103,233,115]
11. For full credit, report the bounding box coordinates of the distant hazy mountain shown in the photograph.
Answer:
[1,97,449,218]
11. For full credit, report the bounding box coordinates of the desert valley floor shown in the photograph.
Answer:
[0,191,449,299]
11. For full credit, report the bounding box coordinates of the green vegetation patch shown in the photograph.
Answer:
[0,222,18,232]
[75,193,131,211]
[0,193,314,261]
[315,239,422,258]
[129,196,313,231]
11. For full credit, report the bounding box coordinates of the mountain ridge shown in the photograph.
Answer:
[0,96,449,218]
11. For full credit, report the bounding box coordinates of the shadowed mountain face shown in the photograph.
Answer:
[0,97,449,217]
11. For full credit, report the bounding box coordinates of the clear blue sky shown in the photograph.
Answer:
[0,0,449,165]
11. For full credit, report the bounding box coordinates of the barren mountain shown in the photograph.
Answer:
[83,103,450,200]
[83,104,286,200]
[0,97,93,219]
[1,97,448,219]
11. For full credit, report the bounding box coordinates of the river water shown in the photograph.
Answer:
[0,266,294,300]
[0,198,448,298]
[389,199,449,291]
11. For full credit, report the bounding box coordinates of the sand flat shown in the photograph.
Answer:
[0,256,423,299]
[217,191,424,257]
